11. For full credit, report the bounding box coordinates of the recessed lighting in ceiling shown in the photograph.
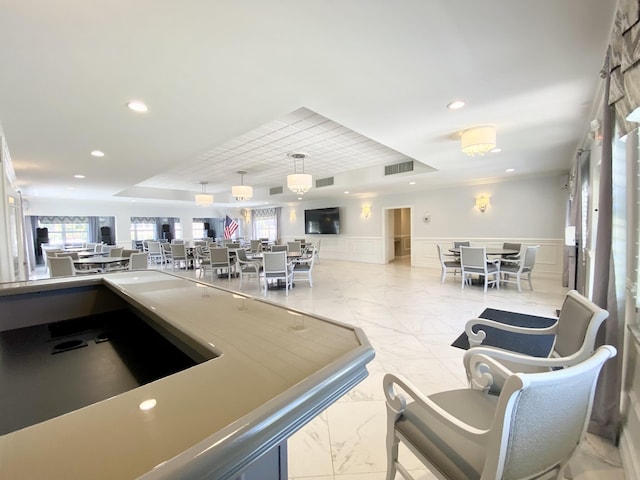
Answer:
[506,168,515,173]
[344,191,350,194]
[91,150,105,157]
[447,100,465,110]
[490,148,502,153]
[298,197,302,200]
[409,181,416,185]
[127,100,148,113]
[74,174,85,179]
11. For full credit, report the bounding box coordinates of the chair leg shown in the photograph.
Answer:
[527,272,533,291]
[441,267,446,284]
[385,431,399,480]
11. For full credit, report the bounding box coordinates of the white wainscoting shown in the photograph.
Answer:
[282,236,565,277]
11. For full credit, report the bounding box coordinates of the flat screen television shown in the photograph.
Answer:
[304,207,340,234]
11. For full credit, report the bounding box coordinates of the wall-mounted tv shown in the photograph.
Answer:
[304,207,340,234]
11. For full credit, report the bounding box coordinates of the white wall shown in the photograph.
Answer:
[26,174,568,277]
[280,174,568,277]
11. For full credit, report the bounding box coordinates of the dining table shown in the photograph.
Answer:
[73,256,130,271]
[448,247,519,256]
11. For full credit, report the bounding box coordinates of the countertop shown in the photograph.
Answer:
[0,271,374,479]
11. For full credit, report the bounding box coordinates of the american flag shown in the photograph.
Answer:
[223,215,239,239]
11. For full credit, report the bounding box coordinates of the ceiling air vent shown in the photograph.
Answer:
[384,160,414,176]
[270,186,284,195]
[315,177,334,188]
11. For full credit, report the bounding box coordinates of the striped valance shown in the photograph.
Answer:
[607,0,640,136]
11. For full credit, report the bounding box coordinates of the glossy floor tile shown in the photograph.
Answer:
[35,256,626,479]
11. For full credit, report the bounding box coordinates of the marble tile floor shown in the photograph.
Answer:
[33,257,626,479]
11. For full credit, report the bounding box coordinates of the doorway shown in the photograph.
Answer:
[383,207,412,264]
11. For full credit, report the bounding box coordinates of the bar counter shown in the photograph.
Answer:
[0,271,374,479]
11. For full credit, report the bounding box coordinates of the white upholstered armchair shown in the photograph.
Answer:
[383,345,616,480]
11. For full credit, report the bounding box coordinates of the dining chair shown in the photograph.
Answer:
[41,247,63,273]
[48,256,100,277]
[160,242,173,267]
[109,247,124,257]
[147,241,164,266]
[48,256,76,277]
[271,244,288,253]
[460,246,500,292]
[287,241,302,255]
[313,239,321,264]
[261,251,294,296]
[249,239,262,254]
[502,242,521,260]
[463,289,610,393]
[292,245,315,287]
[436,244,460,284]
[121,249,140,258]
[499,244,539,292]
[210,247,234,282]
[170,243,188,270]
[453,241,470,248]
[194,245,212,278]
[128,252,149,270]
[235,248,262,288]
[383,345,616,480]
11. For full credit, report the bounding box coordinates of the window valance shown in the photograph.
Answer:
[252,207,281,219]
[607,0,640,136]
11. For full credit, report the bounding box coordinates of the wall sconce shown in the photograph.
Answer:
[475,195,490,213]
[361,205,371,218]
[242,208,251,223]
[289,209,297,222]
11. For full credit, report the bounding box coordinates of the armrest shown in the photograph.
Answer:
[383,373,489,443]
[464,317,558,347]
[464,345,579,370]
[462,351,516,392]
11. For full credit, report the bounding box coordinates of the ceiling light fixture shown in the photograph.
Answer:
[231,170,253,201]
[195,181,214,206]
[447,100,465,110]
[461,125,497,156]
[287,152,312,195]
[506,168,515,173]
[91,150,105,157]
[74,174,85,179]
[127,100,148,113]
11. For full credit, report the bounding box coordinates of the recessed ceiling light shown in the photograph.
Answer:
[506,168,515,173]
[127,100,148,113]
[409,181,416,185]
[447,100,465,110]
[298,197,302,200]
[74,174,85,179]
[91,150,105,157]
[344,191,350,194]
[490,148,502,153]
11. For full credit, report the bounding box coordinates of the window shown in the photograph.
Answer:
[252,208,281,242]
[130,222,156,241]
[174,222,182,240]
[192,221,205,239]
[38,219,90,247]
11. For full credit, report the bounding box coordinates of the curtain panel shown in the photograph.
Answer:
[608,0,640,137]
